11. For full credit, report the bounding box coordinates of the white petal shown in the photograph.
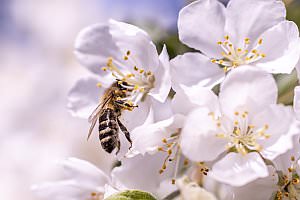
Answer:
[112,153,174,195]
[256,21,300,74]
[219,66,277,118]
[32,180,96,200]
[109,19,159,72]
[61,157,110,187]
[121,97,152,131]
[261,119,300,160]
[74,23,122,75]
[294,86,300,120]
[225,0,286,47]
[67,77,108,119]
[172,85,220,115]
[129,114,185,155]
[211,152,269,186]
[151,98,174,122]
[178,0,226,57]
[148,45,172,103]
[252,105,293,149]
[171,52,224,91]
[226,166,277,200]
[75,20,159,75]
[181,107,226,162]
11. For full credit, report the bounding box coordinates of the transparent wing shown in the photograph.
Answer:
[87,93,113,140]
[87,116,98,140]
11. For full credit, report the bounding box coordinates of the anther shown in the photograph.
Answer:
[172,179,176,184]
[96,83,102,88]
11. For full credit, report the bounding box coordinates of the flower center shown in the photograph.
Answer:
[275,156,300,200]
[211,35,266,72]
[211,111,270,155]
[101,50,155,106]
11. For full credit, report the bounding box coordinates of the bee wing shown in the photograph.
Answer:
[87,93,113,140]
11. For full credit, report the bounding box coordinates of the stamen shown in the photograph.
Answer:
[211,36,266,71]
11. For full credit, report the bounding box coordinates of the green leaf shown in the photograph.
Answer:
[105,190,157,200]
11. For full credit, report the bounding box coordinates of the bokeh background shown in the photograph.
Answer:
[1,0,300,199]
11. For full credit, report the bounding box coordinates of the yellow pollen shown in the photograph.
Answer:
[162,164,167,170]
[157,147,164,151]
[162,138,167,143]
[234,120,239,125]
[139,69,144,73]
[172,179,176,184]
[133,85,139,90]
[225,35,229,40]
[134,66,138,71]
[168,149,172,155]
[217,122,221,127]
[124,56,128,60]
[244,38,250,44]
[146,71,152,76]
[126,50,131,56]
[159,169,164,174]
[293,178,300,185]
[258,38,263,45]
[211,59,217,63]
[260,53,266,58]
[101,67,107,71]
[91,192,97,196]
[237,48,242,52]
[96,83,102,88]
[217,41,222,45]
[291,156,295,161]
[251,49,257,54]
[264,124,269,129]
[184,159,189,166]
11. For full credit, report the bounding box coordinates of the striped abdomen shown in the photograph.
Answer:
[98,108,119,153]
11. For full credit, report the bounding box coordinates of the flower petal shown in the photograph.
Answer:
[252,105,293,150]
[171,52,224,91]
[112,153,174,195]
[261,119,300,161]
[178,0,226,57]
[109,19,159,72]
[256,21,300,74]
[172,85,220,115]
[294,86,300,120]
[129,114,185,156]
[74,23,121,75]
[181,107,227,162]
[225,0,286,47]
[61,157,110,186]
[121,97,152,131]
[211,152,269,186]
[219,66,277,118]
[148,45,172,103]
[67,77,109,119]
[75,19,159,75]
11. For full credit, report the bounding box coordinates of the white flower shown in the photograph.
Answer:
[220,132,300,200]
[31,157,113,200]
[180,66,295,186]
[111,153,177,198]
[171,0,300,91]
[68,19,171,130]
[32,155,177,200]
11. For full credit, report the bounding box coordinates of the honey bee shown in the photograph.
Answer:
[87,80,136,154]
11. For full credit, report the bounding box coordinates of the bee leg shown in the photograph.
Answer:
[115,139,121,155]
[117,118,132,149]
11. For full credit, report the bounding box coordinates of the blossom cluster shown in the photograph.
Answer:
[33,0,300,199]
